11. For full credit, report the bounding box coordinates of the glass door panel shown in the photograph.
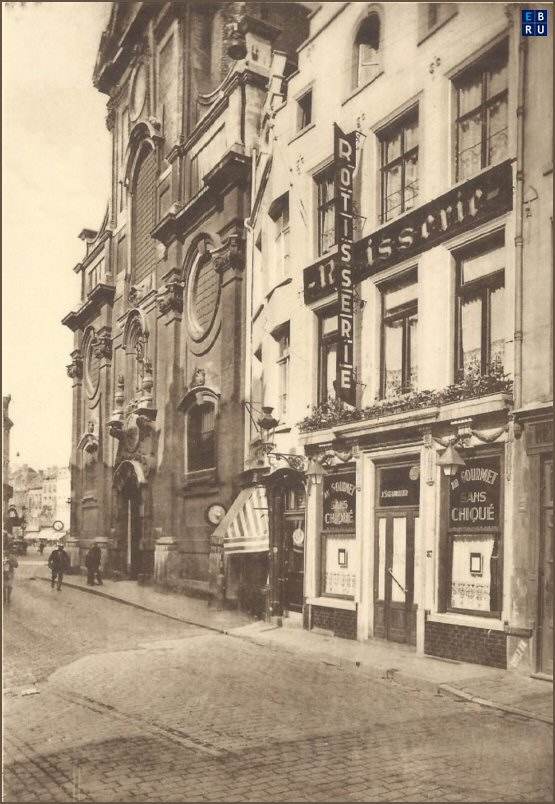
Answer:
[391,517,407,603]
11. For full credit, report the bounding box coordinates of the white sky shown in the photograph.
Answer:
[3,1,111,470]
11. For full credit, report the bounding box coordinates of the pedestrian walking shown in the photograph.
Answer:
[3,549,19,606]
[38,540,45,555]
[48,543,70,591]
[85,543,103,586]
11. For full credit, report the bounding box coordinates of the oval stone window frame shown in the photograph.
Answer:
[84,333,101,400]
[185,244,221,351]
[130,62,148,122]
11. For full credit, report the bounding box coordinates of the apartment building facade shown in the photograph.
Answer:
[232,2,553,674]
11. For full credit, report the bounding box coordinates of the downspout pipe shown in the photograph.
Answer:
[243,147,257,470]
[514,17,527,411]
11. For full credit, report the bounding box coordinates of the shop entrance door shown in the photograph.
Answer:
[538,457,553,676]
[283,513,305,613]
[374,511,418,645]
[270,476,306,616]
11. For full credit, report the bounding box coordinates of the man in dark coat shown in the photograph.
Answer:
[85,543,103,586]
[48,543,70,591]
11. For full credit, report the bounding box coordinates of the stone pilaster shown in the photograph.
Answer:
[213,232,246,490]
[156,268,184,545]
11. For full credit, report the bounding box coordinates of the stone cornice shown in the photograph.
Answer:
[179,68,268,156]
[152,151,250,246]
[79,230,112,271]
[62,284,116,333]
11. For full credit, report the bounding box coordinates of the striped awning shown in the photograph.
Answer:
[213,485,269,555]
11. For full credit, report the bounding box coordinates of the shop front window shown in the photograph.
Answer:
[320,469,357,599]
[443,453,503,616]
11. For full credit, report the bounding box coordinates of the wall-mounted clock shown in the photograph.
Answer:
[206,503,226,526]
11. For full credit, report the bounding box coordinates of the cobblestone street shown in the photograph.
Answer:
[3,558,553,802]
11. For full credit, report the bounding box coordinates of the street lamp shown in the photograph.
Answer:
[257,406,279,454]
[436,441,466,477]
[306,457,327,486]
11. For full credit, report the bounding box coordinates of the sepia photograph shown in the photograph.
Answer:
[2,1,553,801]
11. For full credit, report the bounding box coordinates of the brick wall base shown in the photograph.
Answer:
[308,605,357,640]
[425,620,507,668]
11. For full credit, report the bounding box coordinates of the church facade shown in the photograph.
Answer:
[63,1,310,596]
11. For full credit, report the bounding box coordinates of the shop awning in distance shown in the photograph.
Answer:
[214,485,269,555]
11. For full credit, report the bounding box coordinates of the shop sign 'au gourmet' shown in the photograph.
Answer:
[334,124,357,407]
[304,159,513,303]
[323,471,357,530]
[449,456,501,528]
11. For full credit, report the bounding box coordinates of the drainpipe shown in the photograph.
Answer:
[514,21,527,411]
[243,147,257,469]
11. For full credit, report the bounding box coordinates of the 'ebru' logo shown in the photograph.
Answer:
[522,9,548,35]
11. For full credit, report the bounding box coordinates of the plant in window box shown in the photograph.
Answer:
[298,370,512,433]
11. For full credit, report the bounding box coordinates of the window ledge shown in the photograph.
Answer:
[275,425,292,435]
[288,122,316,146]
[427,612,504,631]
[341,70,384,107]
[307,596,357,611]
[417,10,458,46]
[182,468,218,491]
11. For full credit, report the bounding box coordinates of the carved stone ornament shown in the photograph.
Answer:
[191,368,205,388]
[157,279,184,315]
[106,108,116,131]
[128,285,144,307]
[213,233,245,275]
[93,328,113,361]
[67,352,83,380]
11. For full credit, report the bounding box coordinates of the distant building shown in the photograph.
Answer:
[8,465,71,539]
[3,396,13,532]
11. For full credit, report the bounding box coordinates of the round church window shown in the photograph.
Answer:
[189,253,220,339]
[85,336,100,398]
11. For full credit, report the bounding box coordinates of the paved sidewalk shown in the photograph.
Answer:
[33,568,553,725]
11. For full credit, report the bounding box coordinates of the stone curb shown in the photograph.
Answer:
[437,683,553,725]
[33,575,553,726]
[32,575,228,634]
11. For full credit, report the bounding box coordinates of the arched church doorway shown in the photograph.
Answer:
[113,461,149,580]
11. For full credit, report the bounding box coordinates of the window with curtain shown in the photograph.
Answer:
[454,41,508,182]
[353,13,381,88]
[381,275,418,398]
[379,108,419,223]
[187,402,216,472]
[298,90,313,130]
[272,196,290,282]
[456,236,505,381]
[274,323,290,420]
[315,168,335,256]
[318,309,338,404]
